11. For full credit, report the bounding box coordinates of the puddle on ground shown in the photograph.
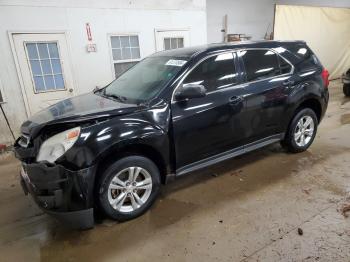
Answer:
[340,113,350,125]
[149,198,198,227]
[341,97,350,105]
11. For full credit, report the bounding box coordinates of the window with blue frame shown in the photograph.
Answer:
[25,42,65,92]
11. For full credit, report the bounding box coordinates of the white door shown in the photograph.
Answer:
[155,30,190,51]
[13,33,75,115]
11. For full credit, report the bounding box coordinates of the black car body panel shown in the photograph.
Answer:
[342,68,350,84]
[20,162,95,228]
[14,41,329,228]
[20,92,142,139]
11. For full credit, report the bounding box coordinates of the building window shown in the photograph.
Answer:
[164,37,184,50]
[110,35,141,78]
[25,42,65,92]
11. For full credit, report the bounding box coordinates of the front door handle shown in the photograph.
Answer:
[282,79,295,86]
[229,96,243,105]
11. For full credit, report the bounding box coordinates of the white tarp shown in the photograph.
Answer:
[274,4,350,79]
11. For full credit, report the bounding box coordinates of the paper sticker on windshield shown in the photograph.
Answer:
[165,59,187,67]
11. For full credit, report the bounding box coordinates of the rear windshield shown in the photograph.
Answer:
[97,56,188,104]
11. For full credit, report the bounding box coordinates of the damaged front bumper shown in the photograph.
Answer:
[19,162,96,229]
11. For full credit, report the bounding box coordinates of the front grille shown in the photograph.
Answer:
[18,134,30,148]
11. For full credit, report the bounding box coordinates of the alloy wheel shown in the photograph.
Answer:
[294,115,315,147]
[108,167,153,213]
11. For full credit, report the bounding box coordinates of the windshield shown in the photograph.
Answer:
[98,56,188,103]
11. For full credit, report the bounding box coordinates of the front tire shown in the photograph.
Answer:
[97,156,161,222]
[282,108,318,153]
[343,83,350,97]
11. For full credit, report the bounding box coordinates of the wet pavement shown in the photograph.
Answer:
[0,81,349,262]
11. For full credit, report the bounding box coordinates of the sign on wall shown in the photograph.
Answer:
[86,23,93,41]
[85,23,97,53]
[86,43,97,53]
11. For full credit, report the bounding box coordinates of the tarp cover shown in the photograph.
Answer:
[274,4,350,79]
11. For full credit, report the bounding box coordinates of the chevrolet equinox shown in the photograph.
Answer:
[15,41,329,229]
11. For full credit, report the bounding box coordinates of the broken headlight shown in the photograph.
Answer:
[36,127,81,163]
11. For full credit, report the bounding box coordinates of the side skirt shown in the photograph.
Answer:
[176,133,284,177]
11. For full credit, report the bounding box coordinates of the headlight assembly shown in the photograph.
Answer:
[36,127,81,163]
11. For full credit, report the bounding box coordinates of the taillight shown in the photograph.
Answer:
[321,68,329,88]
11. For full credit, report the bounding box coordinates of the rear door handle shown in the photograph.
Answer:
[229,96,243,105]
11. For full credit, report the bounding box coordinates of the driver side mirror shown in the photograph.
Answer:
[174,83,206,101]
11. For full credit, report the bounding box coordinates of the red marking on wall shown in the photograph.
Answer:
[86,23,93,41]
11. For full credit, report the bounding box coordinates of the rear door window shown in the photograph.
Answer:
[240,49,281,82]
[183,52,239,92]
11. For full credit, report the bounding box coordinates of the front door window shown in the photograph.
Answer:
[183,53,239,92]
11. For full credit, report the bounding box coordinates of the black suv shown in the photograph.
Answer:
[15,41,329,229]
[343,68,350,96]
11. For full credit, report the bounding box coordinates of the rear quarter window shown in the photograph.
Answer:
[283,44,321,72]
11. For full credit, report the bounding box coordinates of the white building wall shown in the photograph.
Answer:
[207,0,350,43]
[207,0,275,43]
[0,0,207,144]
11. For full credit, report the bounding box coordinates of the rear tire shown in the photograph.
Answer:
[282,108,318,153]
[97,156,161,222]
[343,84,350,97]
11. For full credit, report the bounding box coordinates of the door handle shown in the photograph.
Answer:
[282,79,295,86]
[229,96,243,105]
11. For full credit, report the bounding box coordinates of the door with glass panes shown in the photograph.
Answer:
[13,33,75,115]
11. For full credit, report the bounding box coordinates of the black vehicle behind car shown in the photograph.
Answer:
[15,40,329,229]
[342,68,350,96]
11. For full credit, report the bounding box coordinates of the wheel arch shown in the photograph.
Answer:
[284,97,322,139]
[296,98,322,122]
[94,142,170,186]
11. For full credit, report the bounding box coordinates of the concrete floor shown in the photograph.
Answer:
[0,81,350,262]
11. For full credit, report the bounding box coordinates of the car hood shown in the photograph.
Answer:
[20,92,141,137]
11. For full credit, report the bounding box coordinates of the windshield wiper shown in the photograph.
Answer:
[104,93,128,102]
[95,89,133,104]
